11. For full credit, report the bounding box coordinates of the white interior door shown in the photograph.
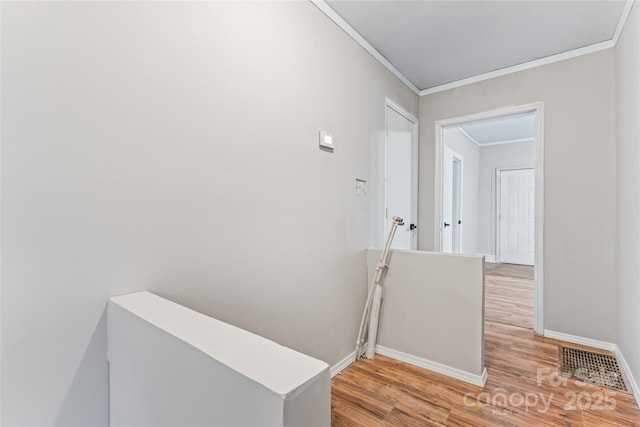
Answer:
[498,168,535,265]
[441,147,462,253]
[441,148,453,252]
[385,105,416,250]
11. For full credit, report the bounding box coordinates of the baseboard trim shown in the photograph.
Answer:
[484,254,496,263]
[330,350,356,378]
[615,346,640,407]
[543,330,616,352]
[376,345,487,387]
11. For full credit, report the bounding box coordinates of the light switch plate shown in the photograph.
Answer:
[319,131,334,150]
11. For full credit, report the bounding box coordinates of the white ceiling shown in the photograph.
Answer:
[456,112,536,146]
[324,1,628,91]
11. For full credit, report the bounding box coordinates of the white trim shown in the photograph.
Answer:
[436,104,539,129]
[435,102,544,334]
[452,152,463,254]
[457,128,535,147]
[533,104,544,335]
[457,127,480,145]
[434,125,443,250]
[613,0,636,45]
[0,1,3,419]
[542,331,639,405]
[310,1,420,95]
[495,171,504,264]
[615,346,640,406]
[477,137,536,147]
[543,330,616,352]
[376,345,488,387]
[330,350,356,378]
[484,254,496,263]
[420,0,633,97]
[385,97,417,123]
[412,111,419,250]
[420,41,614,96]
[313,0,633,98]
[384,98,419,250]
[439,146,464,253]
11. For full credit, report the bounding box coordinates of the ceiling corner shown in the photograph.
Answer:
[310,0,420,96]
[612,0,636,45]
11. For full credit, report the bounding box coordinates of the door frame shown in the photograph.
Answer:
[441,146,464,253]
[384,97,419,250]
[496,167,535,265]
[434,102,544,334]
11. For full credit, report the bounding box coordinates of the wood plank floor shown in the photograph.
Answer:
[485,264,534,329]
[332,263,640,426]
[484,262,534,280]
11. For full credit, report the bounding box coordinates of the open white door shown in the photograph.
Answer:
[435,102,544,334]
[498,168,535,265]
[441,147,462,253]
[384,102,417,250]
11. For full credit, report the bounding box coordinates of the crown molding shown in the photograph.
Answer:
[457,127,535,147]
[421,0,634,96]
[456,127,480,145]
[311,0,635,99]
[420,40,615,96]
[478,137,535,147]
[310,0,420,95]
[613,0,635,45]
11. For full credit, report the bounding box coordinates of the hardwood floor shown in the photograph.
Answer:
[331,263,640,426]
[484,262,534,280]
[485,264,534,329]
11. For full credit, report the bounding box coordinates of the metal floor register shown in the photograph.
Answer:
[558,346,629,393]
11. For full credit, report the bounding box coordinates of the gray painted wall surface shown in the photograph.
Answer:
[419,50,617,343]
[615,3,640,395]
[1,2,418,425]
[367,249,485,377]
[443,128,480,254]
[108,292,330,426]
[477,141,536,258]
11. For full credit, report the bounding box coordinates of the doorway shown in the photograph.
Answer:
[434,102,544,334]
[441,147,463,253]
[384,98,418,250]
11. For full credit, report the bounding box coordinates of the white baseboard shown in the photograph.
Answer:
[615,346,640,407]
[534,331,639,407]
[543,330,616,351]
[484,254,496,263]
[376,345,487,387]
[330,350,356,378]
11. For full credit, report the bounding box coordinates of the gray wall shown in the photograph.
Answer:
[443,128,480,254]
[367,249,485,378]
[615,3,640,393]
[1,2,418,425]
[477,141,536,258]
[108,292,330,426]
[419,50,617,343]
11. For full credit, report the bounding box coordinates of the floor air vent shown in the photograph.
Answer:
[558,346,629,393]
